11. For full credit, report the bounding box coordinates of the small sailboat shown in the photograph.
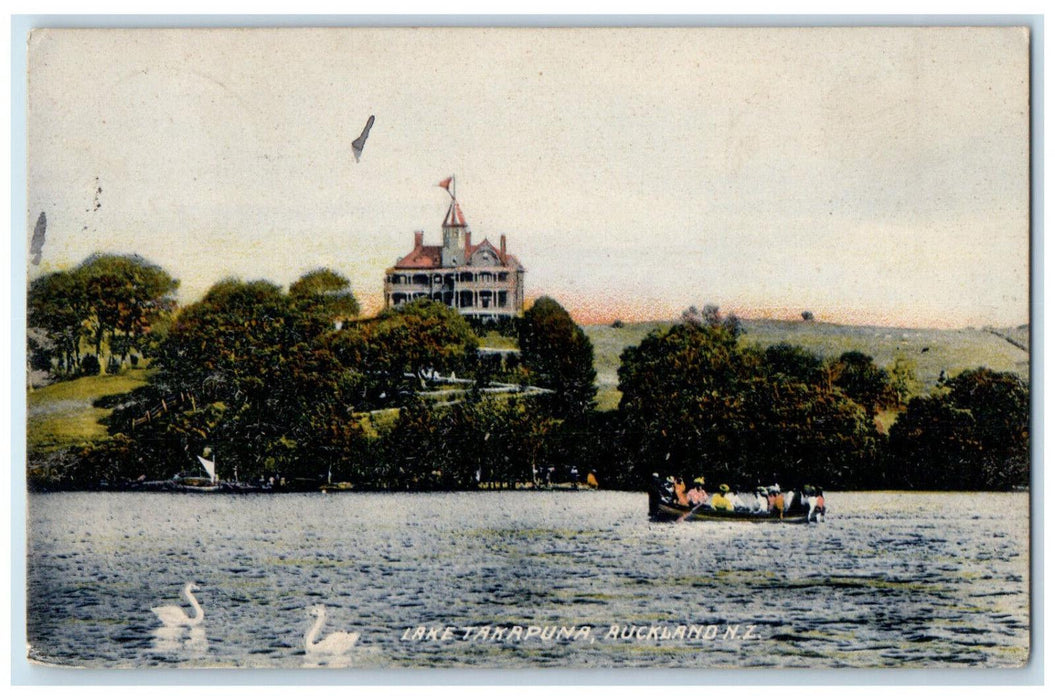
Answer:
[169,452,221,492]
[197,455,217,482]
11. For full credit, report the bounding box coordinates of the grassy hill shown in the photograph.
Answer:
[27,370,149,453]
[586,319,1030,411]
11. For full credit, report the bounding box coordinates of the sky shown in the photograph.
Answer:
[26,27,1030,328]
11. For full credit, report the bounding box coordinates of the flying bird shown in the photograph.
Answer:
[351,115,375,163]
[30,212,46,265]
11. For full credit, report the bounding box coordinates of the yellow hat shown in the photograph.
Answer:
[719,484,730,493]
[693,477,705,485]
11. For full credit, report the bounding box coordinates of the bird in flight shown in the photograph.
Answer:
[351,115,375,163]
[30,212,46,265]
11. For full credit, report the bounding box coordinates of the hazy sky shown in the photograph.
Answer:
[27,27,1030,327]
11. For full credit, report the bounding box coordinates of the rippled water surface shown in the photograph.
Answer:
[27,491,1029,669]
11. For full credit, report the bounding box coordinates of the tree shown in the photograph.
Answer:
[28,270,90,376]
[681,303,743,339]
[117,277,364,481]
[77,253,179,372]
[617,312,881,489]
[362,299,478,398]
[761,343,824,385]
[518,296,597,418]
[617,318,750,480]
[830,351,897,417]
[30,254,179,376]
[289,268,360,325]
[888,353,921,405]
[888,368,1028,489]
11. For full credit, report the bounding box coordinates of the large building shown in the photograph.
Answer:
[383,186,525,322]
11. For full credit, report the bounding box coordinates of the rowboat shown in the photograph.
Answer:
[651,501,810,524]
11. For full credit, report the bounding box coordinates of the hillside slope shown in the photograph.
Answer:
[586,320,1029,410]
[27,370,149,453]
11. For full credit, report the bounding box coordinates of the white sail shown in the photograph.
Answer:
[197,456,216,482]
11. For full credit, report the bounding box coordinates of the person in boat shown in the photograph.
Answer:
[673,477,689,507]
[586,471,599,489]
[751,487,769,512]
[733,488,757,512]
[767,485,785,518]
[711,484,735,511]
[807,486,826,522]
[649,473,671,517]
[687,477,708,507]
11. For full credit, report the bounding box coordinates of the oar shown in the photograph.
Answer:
[677,500,708,523]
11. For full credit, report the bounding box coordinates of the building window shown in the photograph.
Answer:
[498,291,508,307]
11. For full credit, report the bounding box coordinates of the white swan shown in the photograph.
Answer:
[151,582,204,627]
[305,604,359,655]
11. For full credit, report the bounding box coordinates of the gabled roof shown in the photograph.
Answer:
[470,239,525,271]
[393,245,442,269]
[391,238,526,272]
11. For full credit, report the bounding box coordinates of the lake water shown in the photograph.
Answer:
[26,491,1029,669]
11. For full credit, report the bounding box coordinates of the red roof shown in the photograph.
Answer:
[393,245,442,269]
[390,197,524,271]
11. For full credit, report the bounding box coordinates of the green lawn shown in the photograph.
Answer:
[27,370,149,452]
[478,331,519,350]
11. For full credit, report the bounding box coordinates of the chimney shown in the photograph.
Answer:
[500,234,507,257]
[414,230,424,248]
[465,231,472,251]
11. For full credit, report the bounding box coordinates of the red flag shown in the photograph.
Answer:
[437,176,453,192]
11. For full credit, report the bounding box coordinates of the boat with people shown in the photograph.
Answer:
[648,475,826,524]
[652,501,809,523]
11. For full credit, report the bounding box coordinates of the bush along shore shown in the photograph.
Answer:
[28,258,1029,493]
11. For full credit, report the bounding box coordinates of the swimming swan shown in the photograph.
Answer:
[305,604,359,655]
[151,582,204,627]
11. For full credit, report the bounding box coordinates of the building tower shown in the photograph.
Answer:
[441,196,468,267]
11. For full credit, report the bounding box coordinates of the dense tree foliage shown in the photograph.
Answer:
[831,351,898,417]
[888,368,1029,489]
[27,254,178,377]
[618,309,882,489]
[289,267,360,323]
[28,270,90,376]
[29,267,1029,493]
[518,296,597,418]
[108,277,365,481]
[327,299,479,406]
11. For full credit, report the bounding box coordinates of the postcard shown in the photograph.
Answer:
[23,26,1031,671]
